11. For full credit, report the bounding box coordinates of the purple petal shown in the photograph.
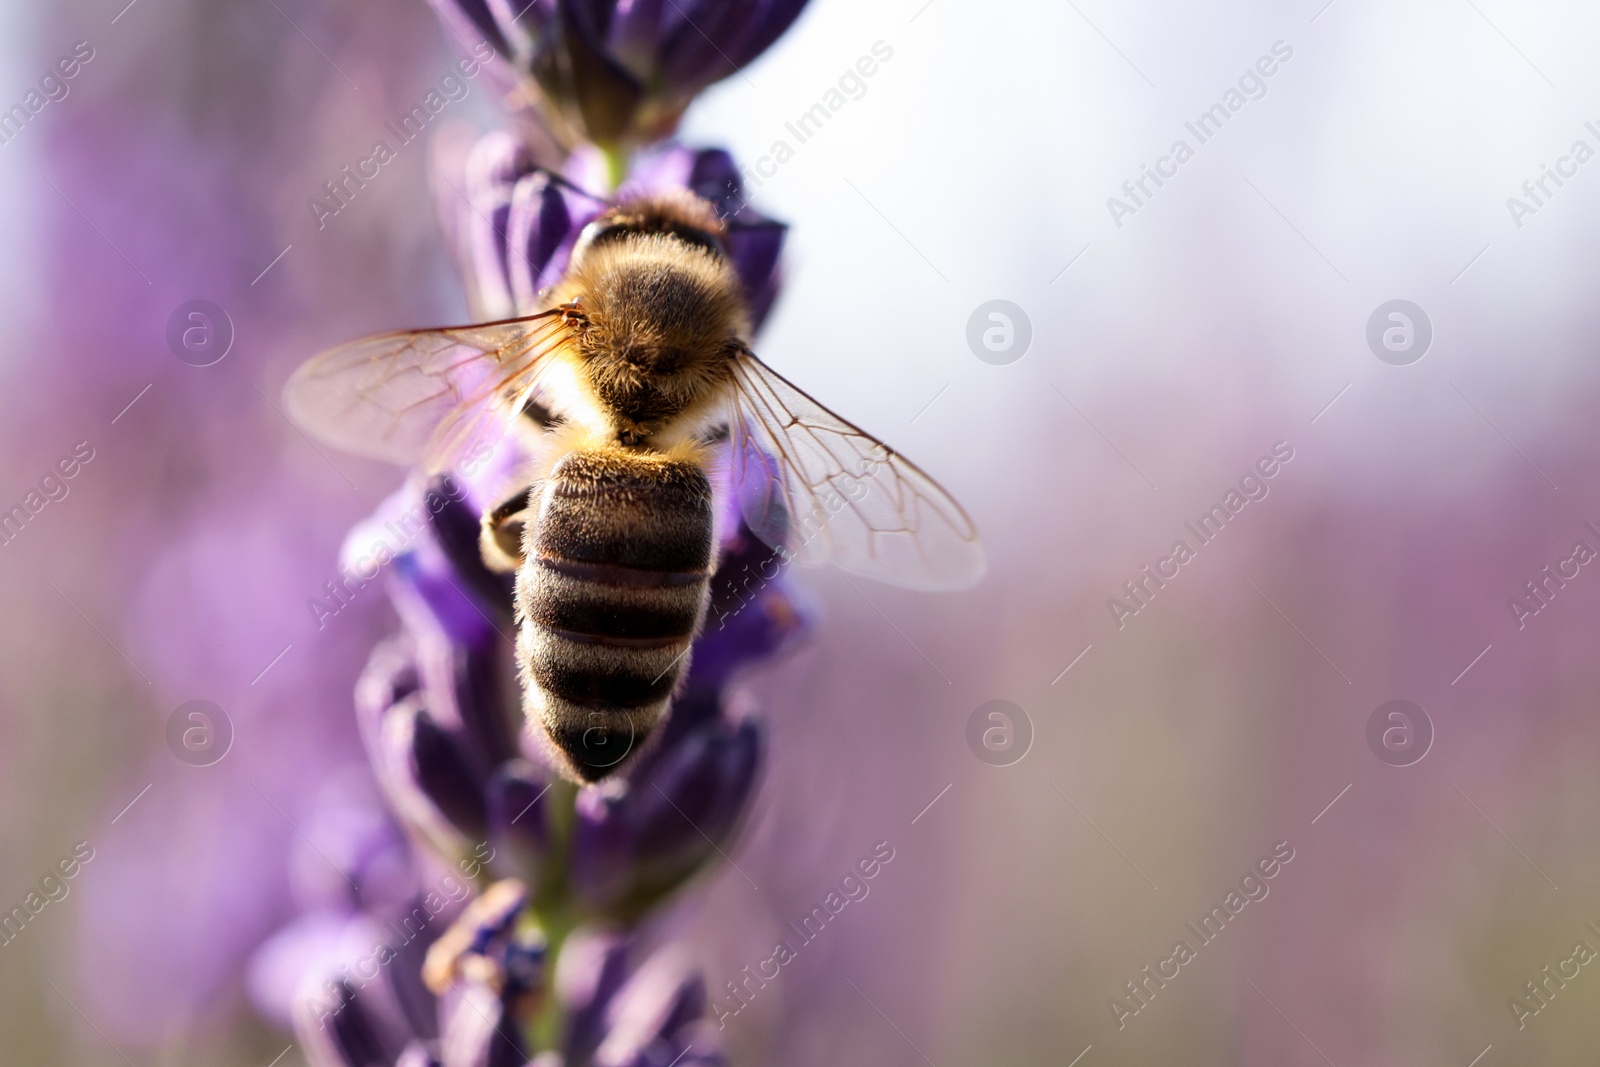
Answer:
[460,131,538,319]
[411,710,491,840]
[427,0,516,60]
[633,730,726,844]
[569,786,636,910]
[398,1043,445,1067]
[485,760,553,874]
[656,2,754,93]
[388,927,447,1046]
[355,638,429,807]
[668,720,761,845]
[594,952,709,1067]
[686,522,811,693]
[646,687,721,751]
[288,771,418,914]
[685,149,741,206]
[548,0,647,145]
[249,911,371,1031]
[607,0,665,78]
[569,719,762,917]
[619,142,696,196]
[723,0,810,69]
[425,476,516,623]
[294,973,411,1067]
[438,978,525,1067]
[723,220,784,329]
[557,930,633,1064]
[506,170,607,308]
[390,541,500,652]
[485,0,558,63]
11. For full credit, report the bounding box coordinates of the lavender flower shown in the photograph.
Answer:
[427,0,812,151]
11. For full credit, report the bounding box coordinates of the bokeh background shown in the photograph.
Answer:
[5,0,1600,1064]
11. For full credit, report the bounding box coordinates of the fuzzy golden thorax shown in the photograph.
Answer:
[558,232,747,446]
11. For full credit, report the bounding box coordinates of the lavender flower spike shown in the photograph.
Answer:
[428,0,812,154]
[265,0,822,1052]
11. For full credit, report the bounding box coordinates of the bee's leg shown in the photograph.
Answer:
[481,486,535,573]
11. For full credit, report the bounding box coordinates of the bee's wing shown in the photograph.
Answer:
[726,348,985,591]
[284,310,573,472]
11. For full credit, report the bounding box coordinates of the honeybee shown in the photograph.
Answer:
[286,189,983,782]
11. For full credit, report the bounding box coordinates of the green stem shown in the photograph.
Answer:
[528,906,578,1051]
[599,143,631,192]
[523,778,581,1054]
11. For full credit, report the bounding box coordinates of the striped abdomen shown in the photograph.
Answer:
[517,447,713,781]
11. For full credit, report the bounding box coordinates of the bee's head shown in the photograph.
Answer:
[561,199,747,441]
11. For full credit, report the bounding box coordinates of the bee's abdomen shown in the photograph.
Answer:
[517,448,713,780]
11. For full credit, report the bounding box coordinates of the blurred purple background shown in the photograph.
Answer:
[5,0,1600,1064]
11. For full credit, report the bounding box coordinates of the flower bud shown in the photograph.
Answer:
[428,0,813,150]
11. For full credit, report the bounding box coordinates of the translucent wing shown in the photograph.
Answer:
[726,349,984,591]
[284,310,573,472]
